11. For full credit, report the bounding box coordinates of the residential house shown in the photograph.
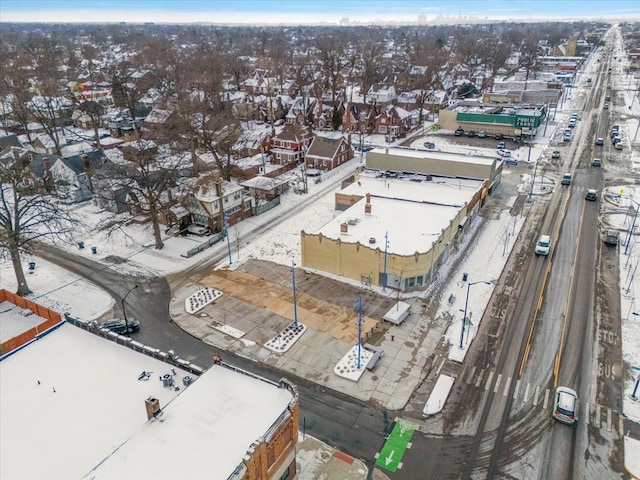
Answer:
[269,124,313,166]
[32,133,67,155]
[305,136,353,171]
[49,150,111,203]
[141,108,175,140]
[90,161,139,214]
[0,134,23,151]
[341,102,378,134]
[184,172,253,233]
[373,105,413,138]
[0,147,55,193]
[119,139,158,163]
[366,84,397,105]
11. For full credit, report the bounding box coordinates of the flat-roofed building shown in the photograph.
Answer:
[301,173,486,291]
[364,146,501,193]
[0,290,299,480]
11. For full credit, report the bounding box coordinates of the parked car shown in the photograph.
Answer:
[467,131,476,137]
[495,133,504,140]
[478,131,487,138]
[614,141,623,150]
[568,119,576,128]
[454,127,464,136]
[552,386,578,425]
[561,173,572,185]
[585,189,597,201]
[535,235,551,256]
[604,229,620,245]
[595,137,604,146]
[605,95,611,101]
[187,225,211,236]
[497,149,512,158]
[551,150,561,159]
[592,158,602,167]
[423,141,435,149]
[497,141,506,149]
[101,318,140,334]
[604,103,609,109]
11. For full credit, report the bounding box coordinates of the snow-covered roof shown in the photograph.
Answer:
[0,300,47,343]
[0,321,295,480]
[315,174,483,256]
[90,364,294,479]
[368,146,496,166]
[240,175,288,190]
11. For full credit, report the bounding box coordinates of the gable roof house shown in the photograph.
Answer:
[366,83,397,105]
[374,105,414,138]
[141,108,175,140]
[183,172,253,233]
[49,150,112,203]
[341,102,378,134]
[305,135,354,171]
[0,147,56,194]
[31,133,67,155]
[119,139,158,163]
[269,124,313,166]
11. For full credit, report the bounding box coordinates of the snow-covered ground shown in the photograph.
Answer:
[1,31,640,476]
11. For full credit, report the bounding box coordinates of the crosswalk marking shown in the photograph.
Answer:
[543,388,550,409]
[620,416,625,435]
[457,366,626,436]
[533,385,540,406]
[484,371,494,391]
[436,357,445,375]
[584,402,590,425]
[466,366,476,384]
[503,376,511,396]
[493,374,502,393]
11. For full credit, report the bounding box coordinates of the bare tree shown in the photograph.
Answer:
[78,100,105,149]
[357,40,384,99]
[0,156,79,295]
[316,36,347,104]
[176,52,242,181]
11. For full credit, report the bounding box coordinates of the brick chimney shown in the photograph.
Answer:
[341,222,348,233]
[145,397,161,420]
[365,193,371,214]
[82,154,92,176]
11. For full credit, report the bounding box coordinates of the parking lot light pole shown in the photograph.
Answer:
[122,285,139,333]
[459,280,492,349]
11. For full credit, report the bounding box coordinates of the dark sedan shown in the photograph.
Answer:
[101,318,140,334]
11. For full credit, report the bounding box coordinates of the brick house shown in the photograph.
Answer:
[304,136,354,171]
[269,124,313,166]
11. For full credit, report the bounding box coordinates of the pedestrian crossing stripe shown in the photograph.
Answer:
[459,368,624,434]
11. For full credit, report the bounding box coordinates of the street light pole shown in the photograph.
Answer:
[459,280,492,349]
[382,231,389,292]
[291,260,298,327]
[122,284,139,334]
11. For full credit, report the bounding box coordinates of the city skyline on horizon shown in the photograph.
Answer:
[1,0,639,25]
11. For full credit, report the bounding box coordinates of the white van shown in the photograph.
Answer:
[535,235,551,256]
